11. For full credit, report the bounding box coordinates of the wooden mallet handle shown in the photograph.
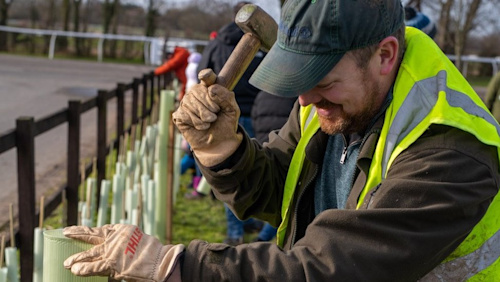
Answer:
[198,4,277,89]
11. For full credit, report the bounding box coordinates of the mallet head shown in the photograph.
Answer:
[235,4,278,52]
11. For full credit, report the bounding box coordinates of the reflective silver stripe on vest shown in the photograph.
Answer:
[447,89,500,137]
[304,106,316,130]
[382,70,500,178]
[419,229,500,281]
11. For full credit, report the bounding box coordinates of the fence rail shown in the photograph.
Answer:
[447,54,500,76]
[0,25,208,65]
[0,68,174,282]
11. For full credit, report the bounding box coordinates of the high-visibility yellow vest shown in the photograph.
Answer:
[277,27,500,280]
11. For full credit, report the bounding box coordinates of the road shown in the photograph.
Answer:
[0,54,154,231]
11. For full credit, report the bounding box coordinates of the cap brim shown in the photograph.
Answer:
[250,43,344,97]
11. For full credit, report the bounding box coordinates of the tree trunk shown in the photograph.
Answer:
[42,0,57,54]
[59,0,71,50]
[455,0,482,71]
[0,0,11,51]
[108,0,119,58]
[28,0,37,53]
[102,0,114,34]
[82,0,91,56]
[144,0,157,37]
[436,0,453,51]
[74,0,82,56]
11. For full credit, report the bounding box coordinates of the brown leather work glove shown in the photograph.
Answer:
[63,224,184,282]
[172,69,242,167]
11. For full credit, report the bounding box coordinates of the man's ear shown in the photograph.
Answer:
[377,36,399,76]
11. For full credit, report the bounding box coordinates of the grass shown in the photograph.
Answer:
[42,168,230,245]
[467,76,492,88]
[170,171,227,245]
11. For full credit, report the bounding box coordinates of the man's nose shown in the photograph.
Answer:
[298,91,321,107]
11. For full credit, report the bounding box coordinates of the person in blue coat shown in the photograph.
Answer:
[404,6,437,39]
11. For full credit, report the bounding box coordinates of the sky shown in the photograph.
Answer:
[163,0,282,22]
[247,0,281,22]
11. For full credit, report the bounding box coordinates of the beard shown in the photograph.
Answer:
[316,72,383,135]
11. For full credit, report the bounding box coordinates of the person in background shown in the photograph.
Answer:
[209,31,218,40]
[185,52,202,92]
[484,71,500,122]
[250,90,296,242]
[179,138,203,197]
[404,6,437,39]
[182,51,207,200]
[64,0,500,280]
[154,46,190,100]
[196,1,266,245]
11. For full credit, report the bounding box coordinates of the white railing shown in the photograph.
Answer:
[0,25,208,65]
[3,25,498,73]
[447,54,500,76]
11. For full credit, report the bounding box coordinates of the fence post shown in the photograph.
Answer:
[142,75,148,120]
[16,116,36,282]
[67,100,81,226]
[149,72,155,113]
[162,73,168,89]
[97,90,108,204]
[156,73,161,95]
[132,79,140,126]
[117,83,125,137]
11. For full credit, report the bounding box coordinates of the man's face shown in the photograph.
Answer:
[298,53,386,135]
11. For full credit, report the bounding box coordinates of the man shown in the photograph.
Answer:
[63,0,500,281]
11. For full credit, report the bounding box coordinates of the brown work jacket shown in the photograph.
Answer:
[182,101,500,281]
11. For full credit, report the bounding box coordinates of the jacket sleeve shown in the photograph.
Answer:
[198,101,302,226]
[154,48,189,76]
[184,123,499,281]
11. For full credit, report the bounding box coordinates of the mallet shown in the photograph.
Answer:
[198,4,278,89]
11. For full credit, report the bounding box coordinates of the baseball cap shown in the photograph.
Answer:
[249,0,404,97]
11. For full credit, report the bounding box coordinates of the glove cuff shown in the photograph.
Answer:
[156,244,185,282]
[194,132,243,167]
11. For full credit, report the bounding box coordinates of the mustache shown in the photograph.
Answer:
[315,99,338,109]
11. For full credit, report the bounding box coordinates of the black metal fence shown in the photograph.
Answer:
[0,70,173,282]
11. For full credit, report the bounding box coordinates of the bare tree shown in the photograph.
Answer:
[40,0,57,54]
[102,0,115,34]
[74,0,83,55]
[0,0,14,50]
[144,0,158,37]
[108,0,120,58]
[43,0,57,29]
[452,0,483,69]
[422,0,496,70]
[435,0,454,51]
[58,0,71,50]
